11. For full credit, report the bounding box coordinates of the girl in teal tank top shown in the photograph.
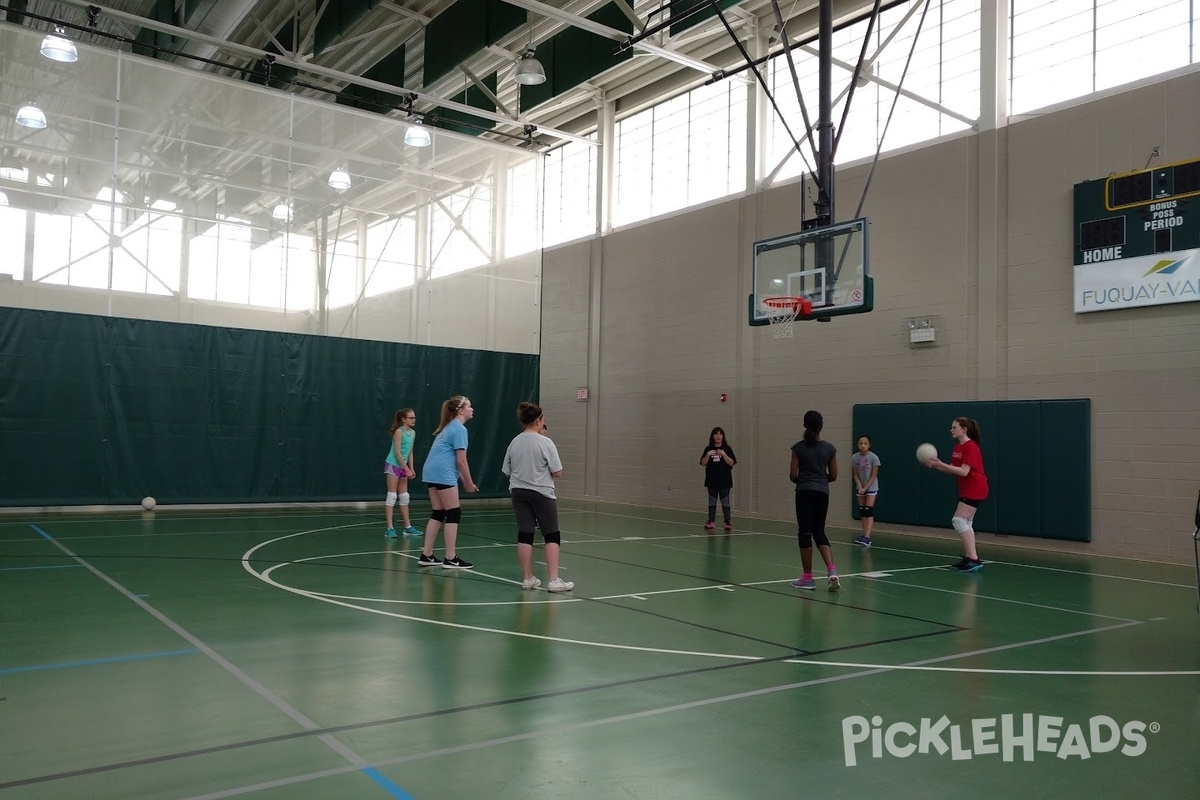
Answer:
[383,408,421,537]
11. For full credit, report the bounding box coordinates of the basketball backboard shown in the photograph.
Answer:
[749,217,872,324]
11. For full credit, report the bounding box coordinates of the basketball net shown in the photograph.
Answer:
[762,297,812,339]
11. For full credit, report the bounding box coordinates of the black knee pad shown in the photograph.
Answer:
[860,507,874,518]
[542,531,561,546]
[797,532,814,549]
[444,507,462,524]
[430,508,448,523]
[517,530,536,545]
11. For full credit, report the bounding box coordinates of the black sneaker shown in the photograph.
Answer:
[417,553,440,567]
[951,557,984,573]
[949,557,972,571]
[442,556,474,570]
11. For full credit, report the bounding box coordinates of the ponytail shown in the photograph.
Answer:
[802,410,823,447]
[955,416,982,443]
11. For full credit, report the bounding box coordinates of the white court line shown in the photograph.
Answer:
[242,530,763,662]
[785,620,1200,676]
[176,619,1189,800]
[244,525,1160,663]
[559,505,1197,591]
[874,577,1138,621]
[785,662,1200,676]
[592,584,739,600]
[267,549,1139,622]
[264,552,552,606]
[854,543,1198,590]
[35,523,374,776]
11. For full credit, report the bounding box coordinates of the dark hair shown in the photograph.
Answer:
[802,410,823,446]
[955,416,982,443]
[389,408,413,436]
[517,401,543,427]
[708,426,728,448]
[857,434,871,446]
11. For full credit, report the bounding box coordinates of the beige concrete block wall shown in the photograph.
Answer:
[541,69,1200,564]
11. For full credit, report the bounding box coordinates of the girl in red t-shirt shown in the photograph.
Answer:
[923,416,988,572]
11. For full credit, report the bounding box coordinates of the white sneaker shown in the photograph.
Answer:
[547,578,575,593]
[521,576,541,590]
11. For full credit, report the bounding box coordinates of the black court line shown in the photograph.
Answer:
[6,544,968,654]
[0,637,960,791]
[3,527,972,658]
[460,529,970,631]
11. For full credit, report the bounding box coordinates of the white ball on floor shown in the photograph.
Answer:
[141,496,156,511]
[915,442,938,463]
[354,501,368,511]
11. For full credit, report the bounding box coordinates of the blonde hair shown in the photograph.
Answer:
[434,395,469,434]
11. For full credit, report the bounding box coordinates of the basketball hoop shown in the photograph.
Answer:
[761,296,812,339]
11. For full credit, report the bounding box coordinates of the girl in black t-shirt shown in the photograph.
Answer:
[699,427,737,530]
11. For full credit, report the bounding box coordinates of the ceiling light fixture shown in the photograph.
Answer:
[404,120,432,148]
[514,17,546,87]
[400,93,432,148]
[272,202,292,221]
[16,103,47,129]
[40,27,78,63]
[515,48,546,86]
[328,167,352,191]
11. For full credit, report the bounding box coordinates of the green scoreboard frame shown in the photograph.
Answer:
[1072,156,1200,313]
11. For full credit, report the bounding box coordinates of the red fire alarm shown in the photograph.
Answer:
[720,393,728,403]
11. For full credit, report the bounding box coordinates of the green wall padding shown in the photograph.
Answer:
[850,399,1091,542]
[423,0,488,86]
[315,0,380,56]
[133,0,187,60]
[0,308,539,506]
[337,46,407,114]
[424,0,525,86]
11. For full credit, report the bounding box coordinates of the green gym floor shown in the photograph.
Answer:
[1,502,1197,800]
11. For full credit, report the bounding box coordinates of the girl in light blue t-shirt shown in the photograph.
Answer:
[417,395,478,570]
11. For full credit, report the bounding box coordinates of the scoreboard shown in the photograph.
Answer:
[1073,157,1200,313]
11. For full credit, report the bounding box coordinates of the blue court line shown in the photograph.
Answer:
[361,767,416,799]
[30,524,54,541]
[0,649,201,676]
[0,564,84,572]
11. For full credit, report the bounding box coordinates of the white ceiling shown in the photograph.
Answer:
[0,0,893,229]
[23,0,889,148]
